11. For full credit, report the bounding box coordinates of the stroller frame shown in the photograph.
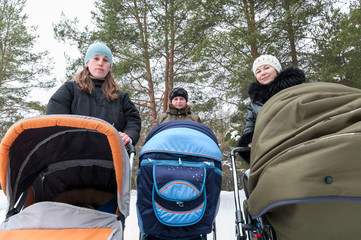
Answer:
[230,147,276,240]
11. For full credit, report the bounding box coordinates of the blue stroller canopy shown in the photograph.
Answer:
[140,121,222,162]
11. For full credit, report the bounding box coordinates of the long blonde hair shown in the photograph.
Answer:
[75,67,119,101]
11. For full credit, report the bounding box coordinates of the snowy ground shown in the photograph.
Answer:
[0,190,246,239]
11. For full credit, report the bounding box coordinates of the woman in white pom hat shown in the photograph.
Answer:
[237,54,306,162]
[46,42,141,146]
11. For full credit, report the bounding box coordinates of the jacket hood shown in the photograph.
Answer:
[248,67,306,104]
[167,104,192,115]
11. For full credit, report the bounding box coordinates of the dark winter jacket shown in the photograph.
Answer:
[238,67,306,160]
[46,79,142,144]
[153,104,201,128]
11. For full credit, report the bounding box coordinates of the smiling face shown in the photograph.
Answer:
[255,64,278,85]
[86,55,111,79]
[171,96,187,109]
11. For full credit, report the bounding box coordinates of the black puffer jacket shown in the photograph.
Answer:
[46,79,142,144]
[238,67,306,161]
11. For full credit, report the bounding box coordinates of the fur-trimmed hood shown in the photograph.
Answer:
[248,67,306,104]
[167,103,192,115]
[152,104,201,128]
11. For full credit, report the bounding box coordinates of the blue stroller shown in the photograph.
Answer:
[136,121,222,240]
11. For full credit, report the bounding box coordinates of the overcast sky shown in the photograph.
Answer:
[24,0,96,103]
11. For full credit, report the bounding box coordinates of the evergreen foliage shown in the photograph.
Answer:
[0,0,54,137]
[1,0,360,189]
[309,2,361,87]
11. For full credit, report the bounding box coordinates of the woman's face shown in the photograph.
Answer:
[255,65,278,85]
[172,96,187,109]
[86,55,111,79]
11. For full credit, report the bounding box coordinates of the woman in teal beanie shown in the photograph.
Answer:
[46,42,141,146]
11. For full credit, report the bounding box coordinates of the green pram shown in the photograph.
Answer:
[231,82,361,240]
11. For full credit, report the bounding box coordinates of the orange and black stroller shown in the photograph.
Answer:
[0,115,134,240]
[231,83,361,240]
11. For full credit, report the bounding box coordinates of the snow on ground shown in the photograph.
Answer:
[0,192,6,222]
[0,190,246,239]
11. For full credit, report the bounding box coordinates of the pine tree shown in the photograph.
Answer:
[0,0,54,137]
[310,1,361,87]
[53,0,221,129]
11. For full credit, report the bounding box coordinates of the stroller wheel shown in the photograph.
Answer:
[139,233,146,240]
[244,208,276,240]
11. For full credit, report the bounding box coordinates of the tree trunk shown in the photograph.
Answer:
[243,0,258,58]
[283,0,299,66]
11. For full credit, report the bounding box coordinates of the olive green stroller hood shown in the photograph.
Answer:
[245,82,361,240]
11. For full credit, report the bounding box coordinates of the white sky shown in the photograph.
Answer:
[24,0,96,104]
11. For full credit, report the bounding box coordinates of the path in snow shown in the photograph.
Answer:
[0,190,246,239]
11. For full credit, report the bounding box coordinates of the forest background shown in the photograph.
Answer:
[1,0,360,190]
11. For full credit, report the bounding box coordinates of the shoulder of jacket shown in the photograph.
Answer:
[275,67,306,84]
[190,113,199,118]
[193,114,201,122]
[280,66,305,75]
[158,112,169,121]
[158,112,168,118]
[60,81,77,95]
[117,90,130,100]
[62,81,75,88]
[248,81,268,103]
[117,89,126,95]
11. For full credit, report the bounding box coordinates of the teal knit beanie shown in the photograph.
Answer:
[84,42,113,68]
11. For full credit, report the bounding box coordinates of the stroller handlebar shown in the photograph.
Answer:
[126,143,136,155]
[126,143,136,178]
[230,147,250,157]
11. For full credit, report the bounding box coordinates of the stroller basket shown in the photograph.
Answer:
[136,121,222,240]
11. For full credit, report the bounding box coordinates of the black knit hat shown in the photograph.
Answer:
[169,87,188,102]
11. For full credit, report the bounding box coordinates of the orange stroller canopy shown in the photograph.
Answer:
[0,115,131,240]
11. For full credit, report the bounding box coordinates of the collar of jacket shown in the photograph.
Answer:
[90,77,105,88]
[167,104,192,115]
[248,67,306,104]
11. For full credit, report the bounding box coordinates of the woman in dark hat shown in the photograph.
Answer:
[153,87,201,127]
